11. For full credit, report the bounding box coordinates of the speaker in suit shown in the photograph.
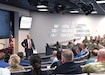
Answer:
[21,34,35,59]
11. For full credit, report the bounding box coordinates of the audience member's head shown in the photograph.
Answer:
[9,54,21,67]
[97,49,105,62]
[90,36,93,40]
[85,36,88,40]
[52,50,57,57]
[4,53,10,63]
[17,52,24,59]
[62,49,74,63]
[89,49,98,58]
[71,46,78,56]
[29,54,41,75]
[0,52,5,60]
[68,41,72,44]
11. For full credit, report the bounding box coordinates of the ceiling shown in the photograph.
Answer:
[0,0,105,15]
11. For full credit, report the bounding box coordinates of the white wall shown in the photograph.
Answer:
[30,12,105,53]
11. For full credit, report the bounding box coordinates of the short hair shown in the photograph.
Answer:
[9,54,20,67]
[98,49,105,58]
[0,52,5,60]
[91,49,98,56]
[62,49,74,62]
[17,52,24,59]
[52,50,57,56]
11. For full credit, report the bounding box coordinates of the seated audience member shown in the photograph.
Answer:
[0,68,10,75]
[50,50,58,64]
[73,38,76,45]
[66,41,73,49]
[7,54,25,72]
[71,46,78,57]
[102,34,105,46]
[26,54,47,75]
[4,53,10,63]
[50,51,62,68]
[82,36,89,46]
[54,49,82,74]
[86,49,98,64]
[73,46,83,58]
[17,52,30,66]
[79,43,88,55]
[0,52,9,68]
[54,41,62,50]
[88,39,97,50]
[83,48,105,73]
[89,36,93,44]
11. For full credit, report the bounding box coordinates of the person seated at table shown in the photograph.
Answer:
[17,52,30,66]
[53,41,62,50]
[86,49,98,64]
[66,41,73,49]
[82,36,89,46]
[54,49,82,74]
[83,48,105,73]
[73,45,82,58]
[79,43,88,55]
[7,54,25,72]
[50,51,62,68]
[0,52,9,68]
[50,50,58,64]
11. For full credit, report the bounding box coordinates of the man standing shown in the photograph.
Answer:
[21,34,35,59]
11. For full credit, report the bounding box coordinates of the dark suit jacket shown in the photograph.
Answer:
[54,62,82,74]
[21,39,35,51]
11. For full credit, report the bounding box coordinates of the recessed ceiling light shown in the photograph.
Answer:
[70,11,79,13]
[37,5,47,8]
[38,9,48,11]
[96,1,105,4]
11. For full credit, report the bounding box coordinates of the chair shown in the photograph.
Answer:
[11,69,31,75]
[11,70,26,75]
[74,59,88,65]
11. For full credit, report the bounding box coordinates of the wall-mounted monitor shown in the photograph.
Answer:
[0,9,14,39]
[20,16,32,29]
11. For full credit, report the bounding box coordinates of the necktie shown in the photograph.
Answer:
[28,40,32,49]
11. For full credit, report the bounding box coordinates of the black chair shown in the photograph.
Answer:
[11,70,26,75]
[11,69,32,75]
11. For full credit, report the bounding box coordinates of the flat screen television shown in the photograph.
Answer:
[19,16,32,29]
[0,9,14,39]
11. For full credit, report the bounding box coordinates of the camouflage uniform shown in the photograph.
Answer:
[83,61,105,73]
[82,39,89,46]
[66,44,73,49]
